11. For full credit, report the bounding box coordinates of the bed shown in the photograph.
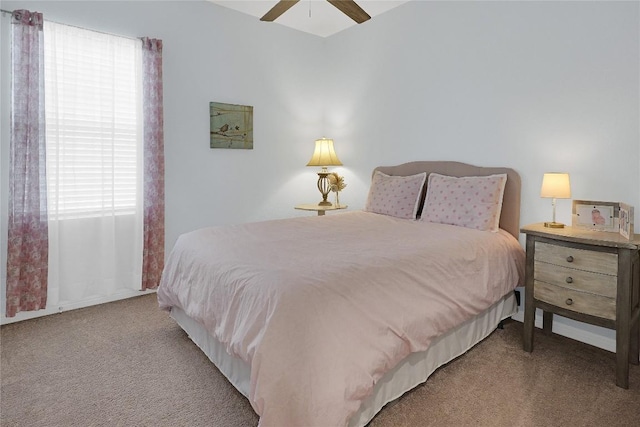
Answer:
[157,161,525,427]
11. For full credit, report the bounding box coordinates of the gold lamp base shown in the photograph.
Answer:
[316,170,333,207]
[544,221,565,228]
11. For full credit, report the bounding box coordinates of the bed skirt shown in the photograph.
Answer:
[170,291,518,427]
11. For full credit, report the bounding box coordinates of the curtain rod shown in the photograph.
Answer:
[1,8,141,42]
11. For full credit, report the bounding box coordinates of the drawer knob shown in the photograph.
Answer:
[566,298,574,306]
[566,277,573,284]
[566,256,574,263]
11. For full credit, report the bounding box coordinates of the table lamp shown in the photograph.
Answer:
[540,172,571,228]
[306,138,342,206]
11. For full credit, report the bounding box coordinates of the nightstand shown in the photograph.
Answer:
[521,223,640,388]
[294,204,348,216]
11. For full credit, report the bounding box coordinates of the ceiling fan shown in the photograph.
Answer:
[261,0,371,24]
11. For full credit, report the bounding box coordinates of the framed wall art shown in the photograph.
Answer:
[210,102,253,149]
[619,202,634,239]
[572,200,619,232]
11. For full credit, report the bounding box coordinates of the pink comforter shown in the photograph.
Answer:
[157,211,524,426]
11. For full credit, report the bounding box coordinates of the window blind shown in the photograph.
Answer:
[44,21,141,219]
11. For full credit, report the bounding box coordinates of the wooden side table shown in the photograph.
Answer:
[521,223,640,389]
[295,203,348,216]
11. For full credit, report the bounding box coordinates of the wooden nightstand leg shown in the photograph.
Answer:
[616,250,631,389]
[631,316,639,365]
[523,300,535,352]
[616,327,630,389]
[542,311,553,335]
[631,255,640,365]
[523,235,535,352]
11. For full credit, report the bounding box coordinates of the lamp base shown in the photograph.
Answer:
[315,170,333,207]
[544,221,565,228]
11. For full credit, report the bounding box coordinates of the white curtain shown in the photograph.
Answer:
[44,21,143,308]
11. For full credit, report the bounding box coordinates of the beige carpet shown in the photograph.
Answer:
[1,294,638,427]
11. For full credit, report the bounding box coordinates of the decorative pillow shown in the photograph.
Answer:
[364,171,427,219]
[421,173,507,232]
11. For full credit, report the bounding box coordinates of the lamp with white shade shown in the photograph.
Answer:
[540,172,571,228]
[306,137,342,206]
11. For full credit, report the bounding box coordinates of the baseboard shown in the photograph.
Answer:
[511,307,616,353]
[1,289,157,325]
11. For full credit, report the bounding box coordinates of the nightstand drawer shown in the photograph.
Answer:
[534,280,616,320]
[534,241,618,276]
[534,260,617,298]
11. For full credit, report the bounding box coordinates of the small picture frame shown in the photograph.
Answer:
[619,203,634,239]
[572,200,619,232]
[209,102,254,149]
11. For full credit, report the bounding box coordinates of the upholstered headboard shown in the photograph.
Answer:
[374,161,521,240]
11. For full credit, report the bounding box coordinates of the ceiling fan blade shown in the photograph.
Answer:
[327,0,371,24]
[260,0,301,22]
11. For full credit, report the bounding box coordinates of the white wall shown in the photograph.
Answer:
[1,1,639,349]
[323,0,639,228]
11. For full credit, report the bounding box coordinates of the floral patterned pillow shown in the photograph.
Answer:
[364,171,427,219]
[421,173,507,232]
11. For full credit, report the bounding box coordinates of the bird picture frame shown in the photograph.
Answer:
[209,101,254,149]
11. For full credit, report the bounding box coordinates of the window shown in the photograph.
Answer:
[44,21,142,219]
[42,21,145,308]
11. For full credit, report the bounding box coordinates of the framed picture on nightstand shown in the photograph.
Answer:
[572,200,619,232]
[619,203,634,239]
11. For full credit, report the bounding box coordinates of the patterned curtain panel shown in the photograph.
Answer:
[141,38,165,290]
[6,10,48,317]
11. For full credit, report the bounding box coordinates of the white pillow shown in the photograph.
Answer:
[364,171,427,219]
[421,173,507,232]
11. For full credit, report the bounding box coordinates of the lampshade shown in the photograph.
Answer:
[540,173,571,199]
[306,138,343,167]
[540,172,571,228]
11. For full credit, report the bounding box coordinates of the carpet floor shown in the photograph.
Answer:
[1,294,638,426]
